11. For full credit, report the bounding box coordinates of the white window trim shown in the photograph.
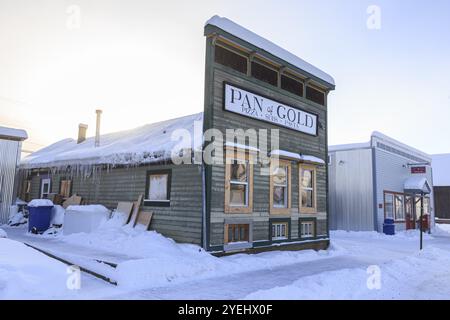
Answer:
[40,178,51,199]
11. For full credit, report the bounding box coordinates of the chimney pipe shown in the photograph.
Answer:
[77,123,88,144]
[95,109,102,147]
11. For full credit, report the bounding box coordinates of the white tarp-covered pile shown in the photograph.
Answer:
[20,112,203,169]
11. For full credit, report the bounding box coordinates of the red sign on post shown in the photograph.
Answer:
[411,166,426,174]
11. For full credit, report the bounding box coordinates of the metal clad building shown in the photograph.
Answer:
[0,126,27,223]
[329,132,434,232]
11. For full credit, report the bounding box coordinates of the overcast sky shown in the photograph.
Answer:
[1,0,449,155]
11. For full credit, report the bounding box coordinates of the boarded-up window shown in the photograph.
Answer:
[306,86,325,105]
[251,61,278,86]
[281,75,304,97]
[60,179,72,198]
[214,45,247,74]
[225,224,249,244]
[145,170,171,206]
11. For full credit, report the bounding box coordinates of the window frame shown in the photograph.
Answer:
[144,169,172,207]
[269,159,292,215]
[384,191,408,222]
[280,73,304,97]
[250,59,279,87]
[299,164,317,213]
[223,219,253,251]
[299,218,317,239]
[224,148,254,214]
[214,43,249,75]
[270,218,291,242]
[40,177,51,199]
[306,85,326,106]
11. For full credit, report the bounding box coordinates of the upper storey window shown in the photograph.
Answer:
[214,45,247,74]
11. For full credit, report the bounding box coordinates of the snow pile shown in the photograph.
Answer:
[21,112,203,169]
[331,230,433,241]
[432,224,450,236]
[66,205,110,214]
[0,238,72,299]
[245,246,450,300]
[51,205,65,226]
[28,199,54,207]
[8,211,27,227]
[62,219,341,289]
[0,229,7,238]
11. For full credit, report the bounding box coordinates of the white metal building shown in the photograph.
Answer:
[328,131,434,232]
[0,126,28,223]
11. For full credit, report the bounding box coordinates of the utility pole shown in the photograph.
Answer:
[420,193,424,250]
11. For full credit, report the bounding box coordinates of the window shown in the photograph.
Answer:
[214,45,248,74]
[251,61,278,86]
[225,224,250,244]
[225,150,254,213]
[384,193,394,219]
[306,86,325,106]
[145,170,171,206]
[395,195,405,221]
[40,178,51,199]
[272,222,289,240]
[59,179,72,198]
[270,160,291,214]
[300,165,317,213]
[300,220,315,238]
[281,74,304,97]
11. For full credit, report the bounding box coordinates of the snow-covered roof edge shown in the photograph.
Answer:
[328,142,371,153]
[0,126,28,141]
[205,15,335,87]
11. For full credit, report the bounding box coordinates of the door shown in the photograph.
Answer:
[40,178,51,199]
[405,195,415,230]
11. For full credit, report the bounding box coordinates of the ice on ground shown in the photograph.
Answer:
[28,199,54,207]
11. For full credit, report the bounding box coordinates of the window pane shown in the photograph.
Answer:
[228,226,233,242]
[149,174,168,200]
[272,166,287,185]
[214,45,247,74]
[273,186,287,207]
[231,161,247,182]
[301,170,313,188]
[251,61,278,86]
[395,195,405,220]
[272,224,275,238]
[234,226,239,241]
[301,190,313,208]
[306,86,325,105]
[385,194,394,219]
[281,75,303,97]
[230,183,247,206]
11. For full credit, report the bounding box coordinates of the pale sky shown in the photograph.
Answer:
[1,0,449,155]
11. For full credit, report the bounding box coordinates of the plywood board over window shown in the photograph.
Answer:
[224,148,254,214]
[269,159,292,215]
[299,164,317,214]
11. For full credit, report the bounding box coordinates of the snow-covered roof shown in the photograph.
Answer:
[0,126,28,141]
[205,15,335,87]
[270,149,325,165]
[432,154,450,186]
[404,177,431,194]
[328,142,371,152]
[21,113,203,169]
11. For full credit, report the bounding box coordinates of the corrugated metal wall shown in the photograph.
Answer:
[328,148,374,231]
[0,139,21,223]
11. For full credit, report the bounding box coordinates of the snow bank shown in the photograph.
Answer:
[62,219,341,289]
[0,238,72,299]
[331,230,433,241]
[0,228,7,238]
[66,205,110,213]
[245,246,450,300]
[51,205,65,226]
[28,199,54,207]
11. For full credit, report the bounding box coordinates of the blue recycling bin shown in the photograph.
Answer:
[28,206,53,233]
[383,218,395,235]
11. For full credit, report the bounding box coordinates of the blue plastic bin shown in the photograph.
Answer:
[28,206,53,233]
[383,218,395,235]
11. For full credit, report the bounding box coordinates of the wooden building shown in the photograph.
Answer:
[19,15,335,254]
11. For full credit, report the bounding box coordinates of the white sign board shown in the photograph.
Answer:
[223,83,318,136]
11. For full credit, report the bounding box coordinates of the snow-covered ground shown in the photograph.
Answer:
[2,223,450,299]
